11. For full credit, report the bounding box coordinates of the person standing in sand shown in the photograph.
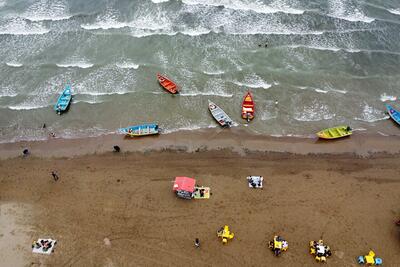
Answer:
[194,238,200,248]
[51,171,59,182]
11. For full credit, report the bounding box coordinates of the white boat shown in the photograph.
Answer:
[208,100,233,127]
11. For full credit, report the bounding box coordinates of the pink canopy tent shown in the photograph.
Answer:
[173,177,196,199]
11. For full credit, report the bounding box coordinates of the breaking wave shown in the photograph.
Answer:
[56,62,94,69]
[233,74,273,89]
[328,0,375,23]
[354,104,389,122]
[388,9,400,15]
[116,62,139,69]
[6,62,23,67]
[0,18,50,35]
[180,0,305,15]
[21,0,72,22]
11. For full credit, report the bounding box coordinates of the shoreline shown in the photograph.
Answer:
[1,128,400,159]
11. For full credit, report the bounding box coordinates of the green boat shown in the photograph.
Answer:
[316,125,352,139]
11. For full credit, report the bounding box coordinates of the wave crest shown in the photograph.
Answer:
[56,62,94,69]
[181,0,305,15]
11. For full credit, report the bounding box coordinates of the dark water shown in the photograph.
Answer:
[0,0,400,142]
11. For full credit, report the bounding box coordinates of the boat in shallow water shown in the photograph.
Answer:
[157,73,179,94]
[386,104,400,126]
[54,85,72,114]
[208,100,233,127]
[317,125,352,139]
[241,91,255,122]
[118,123,160,137]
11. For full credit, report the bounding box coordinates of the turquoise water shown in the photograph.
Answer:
[0,0,400,142]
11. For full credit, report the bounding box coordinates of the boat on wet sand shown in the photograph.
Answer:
[386,104,400,126]
[208,100,233,127]
[317,125,352,139]
[118,123,160,137]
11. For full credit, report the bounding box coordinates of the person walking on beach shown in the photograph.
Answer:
[194,238,200,248]
[51,171,59,182]
[23,148,29,157]
[113,145,120,153]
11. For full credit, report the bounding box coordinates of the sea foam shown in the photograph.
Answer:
[116,62,139,69]
[56,62,94,69]
[388,9,400,15]
[6,62,23,67]
[181,0,305,15]
[21,0,72,22]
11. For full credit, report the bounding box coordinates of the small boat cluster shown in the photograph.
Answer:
[54,74,400,139]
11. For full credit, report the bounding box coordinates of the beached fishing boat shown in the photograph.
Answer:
[157,73,178,94]
[386,104,400,126]
[241,91,255,122]
[118,123,159,137]
[208,100,233,127]
[54,85,72,114]
[317,125,352,139]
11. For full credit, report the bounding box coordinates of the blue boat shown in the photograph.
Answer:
[386,104,400,126]
[118,123,160,137]
[54,85,72,114]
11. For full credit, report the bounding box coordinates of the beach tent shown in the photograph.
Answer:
[173,177,195,199]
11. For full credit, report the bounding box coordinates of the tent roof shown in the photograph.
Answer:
[173,177,196,193]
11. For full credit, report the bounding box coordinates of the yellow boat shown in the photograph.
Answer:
[316,125,352,139]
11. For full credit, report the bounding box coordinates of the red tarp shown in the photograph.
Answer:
[173,177,196,193]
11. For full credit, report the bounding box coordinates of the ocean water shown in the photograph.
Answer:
[0,0,400,142]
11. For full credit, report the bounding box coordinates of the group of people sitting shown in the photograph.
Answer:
[269,236,288,256]
[247,176,263,188]
[195,187,206,198]
[32,239,56,252]
[310,240,332,262]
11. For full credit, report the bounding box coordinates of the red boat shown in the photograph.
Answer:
[241,91,255,122]
[157,73,179,94]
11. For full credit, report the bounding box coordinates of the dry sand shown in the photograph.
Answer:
[1,132,400,266]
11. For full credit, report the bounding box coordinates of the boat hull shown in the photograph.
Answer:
[118,123,160,137]
[157,73,178,94]
[317,125,352,139]
[208,100,233,127]
[241,91,255,121]
[54,85,72,114]
[386,104,400,126]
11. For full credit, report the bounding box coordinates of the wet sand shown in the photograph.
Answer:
[1,134,400,266]
[0,203,33,266]
[2,128,400,159]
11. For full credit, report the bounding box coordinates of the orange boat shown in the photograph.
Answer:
[241,91,255,122]
[157,73,179,94]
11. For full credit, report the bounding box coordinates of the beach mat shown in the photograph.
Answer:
[193,187,210,199]
[32,239,57,254]
[247,176,263,188]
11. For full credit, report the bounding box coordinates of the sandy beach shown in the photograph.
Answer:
[1,131,400,266]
